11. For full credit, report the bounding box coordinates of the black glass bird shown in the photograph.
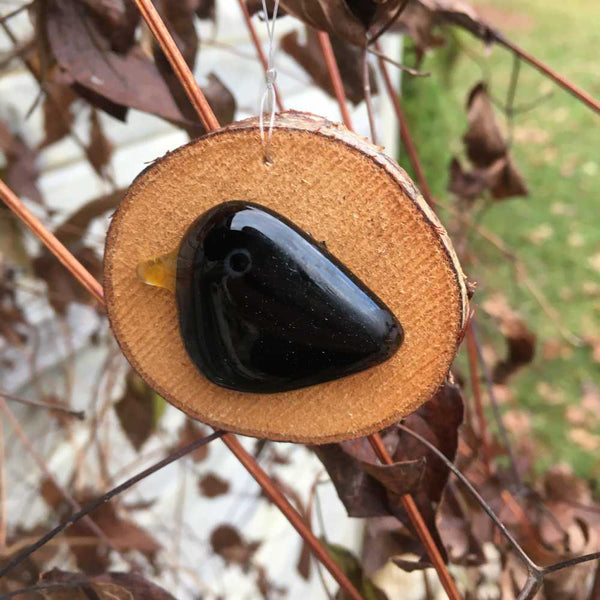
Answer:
[138,201,403,393]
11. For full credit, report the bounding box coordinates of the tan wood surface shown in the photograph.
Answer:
[104,112,468,443]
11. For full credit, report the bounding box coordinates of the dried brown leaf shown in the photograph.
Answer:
[87,109,113,177]
[196,0,216,20]
[281,27,377,105]
[485,155,528,199]
[44,0,190,123]
[198,472,230,498]
[296,538,311,580]
[210,524,260,569]
[313,441,425,519]
[0,263,28,345]
[39,76,77,148]
[81,0,141,53]
[278,1,368,46]
[0,120,43,205]
[390,2,445,61]
[155,0,199,68]
[463,82,506,167]
[39,569,177,599]
[115,371,164,451]
[54,189,125,246]
[317,380,463,569]
[448,156,487,200]
[33,245,103,314]
[172,420,210,462]
[417,0,494,41]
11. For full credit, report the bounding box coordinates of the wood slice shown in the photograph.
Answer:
[104,111,468,444]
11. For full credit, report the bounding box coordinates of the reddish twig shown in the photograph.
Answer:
[221,434,362,600]
[368,433,462,600]
[362,47,379,146]
[375,41,435,208]
[237,0,284,111]
[131,0,219,132]
[497,36,600,117]
[316,31,353,129]
[0,180,104,304]
[465,326,492,474]
[470,320,521,488]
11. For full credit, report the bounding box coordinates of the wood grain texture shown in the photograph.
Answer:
[104,111,468,444]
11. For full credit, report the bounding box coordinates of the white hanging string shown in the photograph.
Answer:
[258,0,280,159]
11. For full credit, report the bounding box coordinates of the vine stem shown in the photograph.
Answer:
[0,430,225,580]
[496,35,600,117]
[374,41,435,208]
[0,396,135,570]
[131,0,219,132]
[316,31,353,130]
[221,434,362,600]
[0,390,85,419]
[368,433,462,600]
[314,29,462,600]
[0,180,103,305]
[465,326,492,473]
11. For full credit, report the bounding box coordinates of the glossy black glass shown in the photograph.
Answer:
[176,201,403,393]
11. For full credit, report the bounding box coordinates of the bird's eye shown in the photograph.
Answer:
[225,249,251,276]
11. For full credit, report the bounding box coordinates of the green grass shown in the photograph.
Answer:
[399,0,600,478]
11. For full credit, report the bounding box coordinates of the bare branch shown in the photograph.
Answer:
[0,391,85,419]
[0,429,225,580]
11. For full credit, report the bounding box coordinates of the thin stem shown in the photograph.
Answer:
[131,0,219,131]
[237,0,284,111]
[395,423,540,574]
[543,551,600,574]
[367,47,429,77]
[0,430,225,579]
[470,320,522,489]
[0,2,34,24]
[316,31,353,129]
[368,433,462,600]
[0,179,104,304]
[362,48,378,146]
[367,0,410,46]
[375,41,435,208]
[437,14,600,117]
[496,34,600,117]
[220,433,363,600]
[0,391,85,419]
[0,418,5,552]
[0,397,130,569]
[516,573,543,600]
[465,326,492,473]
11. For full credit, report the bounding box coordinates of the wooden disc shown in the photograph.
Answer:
[104,111,468,444]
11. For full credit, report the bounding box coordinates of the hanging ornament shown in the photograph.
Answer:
[104,112,468,443]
